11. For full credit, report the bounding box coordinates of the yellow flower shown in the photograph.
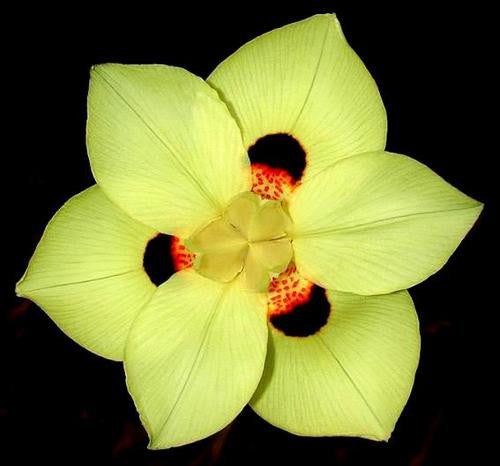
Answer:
[16,14,482,449]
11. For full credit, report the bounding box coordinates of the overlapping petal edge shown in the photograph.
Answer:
[16,13,482,449]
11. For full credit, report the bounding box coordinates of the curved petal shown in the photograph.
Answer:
[207,14,386,181]
[87,64,251,236]
[15,186,156,361]
[289,151,483,294]
[124,269,268,449]
[251,290,420,440]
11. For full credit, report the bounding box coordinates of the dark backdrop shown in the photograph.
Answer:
[3,2,494,465]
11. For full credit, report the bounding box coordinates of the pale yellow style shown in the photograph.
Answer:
[187,192,292,291]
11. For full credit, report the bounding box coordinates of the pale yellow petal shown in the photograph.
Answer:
[16,186,156,360]
[125,269,268,448]
[289,151,483,294]
[87,64,250,236]
[208,14,386,181]
[251,290,420,440]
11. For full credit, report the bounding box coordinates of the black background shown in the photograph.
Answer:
[3,2,495,465]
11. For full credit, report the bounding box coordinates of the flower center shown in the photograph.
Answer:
[186,192,293,291]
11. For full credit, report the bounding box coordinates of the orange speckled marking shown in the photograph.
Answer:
[267,264,314,317]
[171,236,195,271]
[251,163,296,201]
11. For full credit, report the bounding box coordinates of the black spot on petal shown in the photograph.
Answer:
[248,133,306,181]
[143,234,175,286]
[270,286,331,337]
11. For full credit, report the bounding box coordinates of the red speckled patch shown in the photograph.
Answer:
[251,163,296,201]
[267,264,314,317]
[171,236,195,271]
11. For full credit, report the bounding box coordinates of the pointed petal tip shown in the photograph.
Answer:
[300,13,345,39]
[14,280,24,297]
[146,428,219,450]
[146,432,200,450]
[368,424,393,442]
[381,433,392,443]
[470,200,484,225]
[350,425,393,442]
[250,399,394,442]
[15,274,31,298]
[90,62,124,73]
[89,63,110,78]
[146,436,169,450]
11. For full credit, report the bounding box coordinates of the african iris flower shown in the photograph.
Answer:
[16,14,482,448]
